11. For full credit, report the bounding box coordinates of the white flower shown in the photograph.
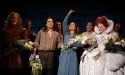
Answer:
[67,38,75,46]
[121,39,125,47]
[103,36,116,45]
[103,39,109,45]
[32,62,42,75]
[61,34,88,52]
[23,41,34,50]
[29,54,43,75]
[24,42,29,47]
[77,36,88,45]
[81,40,85,44]
[75,36,81,42]
[115,41,121,45]
[61,45,64,48]
[61,45,69,52]
[27,44,31,48]
[81,36,87,41]
[114,39,125,47]
[29,41,33,44]
[35,55,39,59]
[74,35,88,44]
[110,36,116,42]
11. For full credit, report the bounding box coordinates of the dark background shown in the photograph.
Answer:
[0,0,125,34]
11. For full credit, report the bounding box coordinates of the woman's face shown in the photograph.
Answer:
[114,23,121,31]
[98,23,106,33]
[27,21,32,27]
[69,22,76,30]
[57,22,61,30]
[86,22,93,32]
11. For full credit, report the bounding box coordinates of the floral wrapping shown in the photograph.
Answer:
[15,39,34,51]
[61,34,88,52]
[29,54,45,75]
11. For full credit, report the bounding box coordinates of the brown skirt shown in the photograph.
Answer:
[9,54,23,69]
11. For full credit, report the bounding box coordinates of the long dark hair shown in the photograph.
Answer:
[42,17,56,32]
[55,21,63,33]
[23,19,33,30]
[85,20,95,31]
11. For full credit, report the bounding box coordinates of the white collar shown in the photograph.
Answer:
[94,20,114,34]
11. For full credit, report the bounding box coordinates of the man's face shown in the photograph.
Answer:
[10,14,19,25]
[46,18,54,29]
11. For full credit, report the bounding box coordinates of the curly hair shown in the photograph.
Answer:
[95,16,108,28]
[6,12,22,27]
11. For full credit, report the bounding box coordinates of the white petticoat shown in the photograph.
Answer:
[79,53,125,75]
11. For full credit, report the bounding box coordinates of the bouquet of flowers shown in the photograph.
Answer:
[5,39,34,56]
[29,54,43,75]
[15,39,34,51]
[104,36,125,53]
[93,36,125,60]
[61,34,88,52]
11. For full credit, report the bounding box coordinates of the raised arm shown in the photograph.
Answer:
[63,9,74,36]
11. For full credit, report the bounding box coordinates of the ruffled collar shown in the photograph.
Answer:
[94,20,114,34]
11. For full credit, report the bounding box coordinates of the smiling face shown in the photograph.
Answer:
[98,23,106,33]
[95,16,109,33]
[10,14,19,25]
[69,22,76,30]
[86,22,94,32]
